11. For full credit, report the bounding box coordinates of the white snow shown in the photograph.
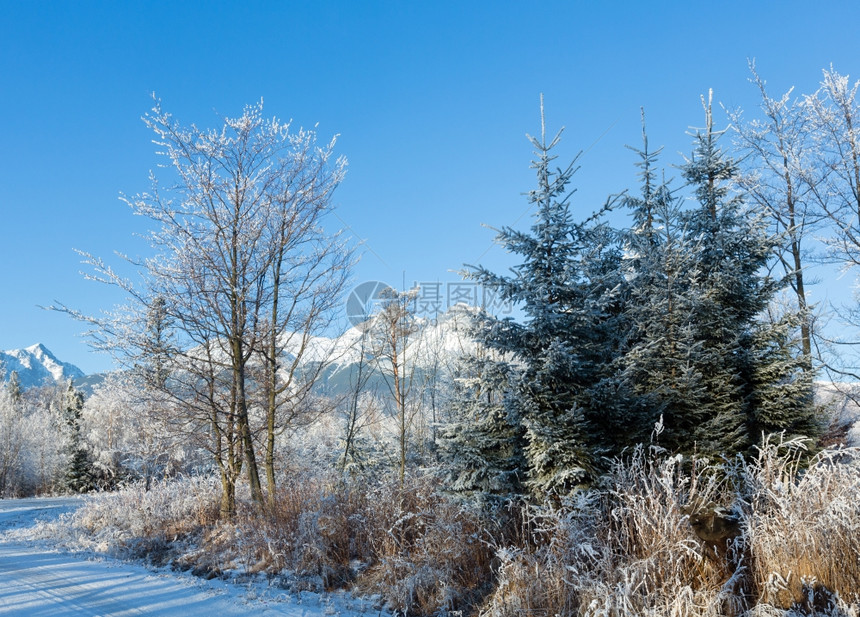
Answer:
[0,497,379,616]
[0,343,86,388]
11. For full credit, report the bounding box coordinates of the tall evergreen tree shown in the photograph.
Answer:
[678,92,816,455]
[465,99,623,496]
[617,120,712,452]
[5,371,22,405]
[615,101,818,457]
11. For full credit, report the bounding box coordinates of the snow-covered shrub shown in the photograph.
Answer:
[357,474,497,616]
[54,475,220,559]
[482,441,860,617]
[0,384,68,496]
[81,373,192,489]
[236,469,370,586]
[234,469,496,614]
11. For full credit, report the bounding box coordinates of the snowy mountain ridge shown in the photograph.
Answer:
[0,343,86,390]
[300,304,478,374]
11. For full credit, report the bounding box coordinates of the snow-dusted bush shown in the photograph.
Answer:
[0,384,68,496]
[235,470,495,614]
[33,439,860,616]
[81,373,194,488]
[483,441,860,617]
[47,475,220,559]
[235,469,368,585]
[356,475,496,616]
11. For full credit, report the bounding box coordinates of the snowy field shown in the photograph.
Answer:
[0,497,377,616]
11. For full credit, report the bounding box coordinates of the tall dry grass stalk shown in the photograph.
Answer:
[740,439,860,611]
[483,447,746,617]
[234,471,498,614]
[356,477,497,615]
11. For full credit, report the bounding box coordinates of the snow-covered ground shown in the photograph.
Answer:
[0,497,377,616]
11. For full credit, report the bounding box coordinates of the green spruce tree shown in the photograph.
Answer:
[439,326,525,507]
[617,119,712,451]
[678,92,817,455]
[465,98,624,497]
[5,371,22,405]
[62,382,92,493]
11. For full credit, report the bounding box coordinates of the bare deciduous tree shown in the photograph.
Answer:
[729,61,826,365]
[804,67,860,382]
[372,287,420,487]
[57,98,349,516]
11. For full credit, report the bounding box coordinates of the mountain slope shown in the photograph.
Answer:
[0,343,86,389]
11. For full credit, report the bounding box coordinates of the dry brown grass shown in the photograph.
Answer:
[231,471,498,615]
[48,441,860,617]
[741,439,860,612]
[482,448,746,617]
[483,441,860,617]
[355,476,498,615]
[235,470,372,587]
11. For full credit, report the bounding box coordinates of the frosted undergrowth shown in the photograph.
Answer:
[10,475,220,558]
[10,445,860,617]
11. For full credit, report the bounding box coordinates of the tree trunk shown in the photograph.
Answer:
[219,472,236,519]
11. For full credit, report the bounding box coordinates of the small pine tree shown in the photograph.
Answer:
[5,371,22,405]
[748,312,819,442]
[439,317,525,506]
[62,383,92,493]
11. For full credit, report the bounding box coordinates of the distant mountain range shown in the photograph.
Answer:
[0,343,87,390]
[0,308,476,397]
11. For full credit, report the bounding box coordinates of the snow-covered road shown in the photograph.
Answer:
[0,498,348,616]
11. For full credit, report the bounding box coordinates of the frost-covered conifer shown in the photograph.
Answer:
[62,382,93,493]
[677,92,816,455]
[464,99,623,496]
[615,122,712,451]
[439,313,525,506]
[5,371,22,404]
[748,312,818,442]
[614,102,818,457]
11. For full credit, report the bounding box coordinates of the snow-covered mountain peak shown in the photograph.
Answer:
[1,344,86,389]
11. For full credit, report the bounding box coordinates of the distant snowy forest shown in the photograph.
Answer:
[5,65,860,616]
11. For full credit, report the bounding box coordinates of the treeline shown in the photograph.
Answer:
[0,374,206,497]
[9,66,860,503]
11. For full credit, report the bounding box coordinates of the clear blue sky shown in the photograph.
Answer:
[2,1,858,374]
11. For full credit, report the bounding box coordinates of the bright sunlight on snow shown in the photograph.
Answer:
[0,498,382,617]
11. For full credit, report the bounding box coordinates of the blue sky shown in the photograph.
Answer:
[2,1,859,374]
